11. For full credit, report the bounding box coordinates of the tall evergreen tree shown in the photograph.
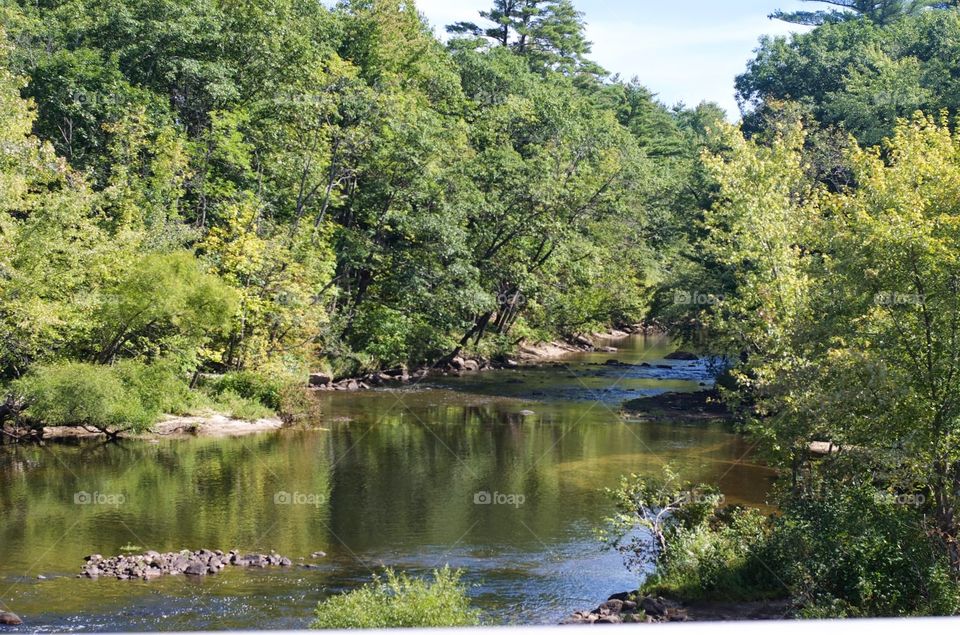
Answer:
[770,0,952,25]
[447,0,602,76]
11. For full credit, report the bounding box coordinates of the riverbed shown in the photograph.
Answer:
[0,335,774,631]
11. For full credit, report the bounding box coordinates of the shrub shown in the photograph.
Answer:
[208,390,275,422]
[12,362,158,433]
[311,567,481,628]
[113,358,200,416]
[208,371,286,411]
[600,467,781,602]
[602,468,960,617]
[764,482,960,617]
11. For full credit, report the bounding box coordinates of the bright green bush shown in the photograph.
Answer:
[600,467,782,602]
[207,371,286,411]
[765,482,960,617]
[311,567,481,629]
[13,362,158,432]
[603,468,960,617]
[207,390,275,422]
[113,358,201,416]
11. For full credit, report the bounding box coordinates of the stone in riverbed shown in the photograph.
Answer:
[0,612,22,626]
[184,562,207,576]
[665,351,699,361]
[309,373,333,387]
[640,596,667,617]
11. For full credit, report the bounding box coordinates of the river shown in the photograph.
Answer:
[0,334,773,631]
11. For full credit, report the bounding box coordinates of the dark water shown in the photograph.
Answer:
[0,335,774,631]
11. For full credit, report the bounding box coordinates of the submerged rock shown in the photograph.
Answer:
[0,612,22,626]
[665,351,699,361]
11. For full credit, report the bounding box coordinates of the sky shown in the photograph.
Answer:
[414,0,816,119]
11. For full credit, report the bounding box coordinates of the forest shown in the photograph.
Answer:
[2,0,960,623]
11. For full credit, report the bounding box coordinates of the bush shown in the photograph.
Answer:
[208,390,275,422]
[12,361,169,433]
[311,567,481,628]
[602,469,960,617]
[600,467,782,602]
[764,482,960,617]
[113,358,200,416]
[207,371,286,411]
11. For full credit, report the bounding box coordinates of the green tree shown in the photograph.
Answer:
[447,0,603,77]
[770,0,949,26]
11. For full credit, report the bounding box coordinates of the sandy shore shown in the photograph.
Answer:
[17,413,286,441]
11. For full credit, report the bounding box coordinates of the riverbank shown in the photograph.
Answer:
[307,325,647,392]
[1,412,285,442]
[1,326,648,443]
[565,592,793,624]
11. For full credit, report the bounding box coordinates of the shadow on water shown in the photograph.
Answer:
[0,335,773,630]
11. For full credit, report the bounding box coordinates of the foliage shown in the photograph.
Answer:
[738,9,960,146]
[206,371,288,412]
[11,361,192,433]
[0,0,700,428]
[311,567,481,628]
[601,469,959,615]
[768,480,960,617]
[599,467,726,574]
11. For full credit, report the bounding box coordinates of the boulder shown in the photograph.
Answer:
[665,351,699,361]
[601,599,623,614]
[573,335,593,348]
[184,562,207,576]
[640,596,667,617]
[308,373,333,387]
[462,359,480,372]
[0,612,22,626]
[449,356,466,370]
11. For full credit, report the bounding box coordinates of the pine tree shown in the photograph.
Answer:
[769,0,952,25]
[447,0,602,76]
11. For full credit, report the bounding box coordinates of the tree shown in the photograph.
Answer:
[737,10,960,146]
[447,0,603,77]
[770,0,950,26]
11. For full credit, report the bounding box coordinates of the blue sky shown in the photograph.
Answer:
[415,0,816,119]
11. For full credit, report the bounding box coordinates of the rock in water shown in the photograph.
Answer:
[308,373,333,387]
[0,612,23,626]
[184,562,207,576]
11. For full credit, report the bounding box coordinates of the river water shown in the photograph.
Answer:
[0,335,774,631]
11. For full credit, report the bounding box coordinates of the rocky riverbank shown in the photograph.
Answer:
[565,591,794,624]
[564,593,688,624]
[306,325,647,393]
